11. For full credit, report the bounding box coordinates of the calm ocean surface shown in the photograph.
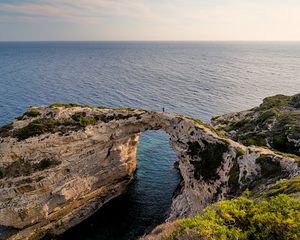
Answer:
[0,42,300,240]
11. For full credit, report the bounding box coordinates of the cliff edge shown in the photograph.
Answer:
[0,101,299,239]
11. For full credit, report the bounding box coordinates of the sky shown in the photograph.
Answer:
[0,0,300,41]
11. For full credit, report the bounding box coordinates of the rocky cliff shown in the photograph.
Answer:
[142,94,300,240]
[0,103,299,239]
[211,94,300,156]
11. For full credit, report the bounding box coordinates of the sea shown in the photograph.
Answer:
[0,41,299,240]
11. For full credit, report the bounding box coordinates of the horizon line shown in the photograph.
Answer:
[1,40,300,43]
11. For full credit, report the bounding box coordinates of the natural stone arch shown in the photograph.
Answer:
[0,106,298,239]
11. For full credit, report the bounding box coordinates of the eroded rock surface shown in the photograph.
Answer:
[0,104,299,239]
[211,93,300,156]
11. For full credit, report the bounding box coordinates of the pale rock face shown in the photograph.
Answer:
[0,106,299,240]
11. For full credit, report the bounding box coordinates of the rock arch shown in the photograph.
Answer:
[0,106,298,239]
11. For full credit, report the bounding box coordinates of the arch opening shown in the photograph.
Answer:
[60,130,181,240]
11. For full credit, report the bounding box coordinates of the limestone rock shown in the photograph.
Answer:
[0,105,299,239]
[211,93,300,156]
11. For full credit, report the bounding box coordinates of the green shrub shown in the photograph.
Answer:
[0,158,61,178]
[14,118,76,140]
[37,159,54,170]
[218,125,233,132]
[110,107,136,111]
[243,134,266,147]
[183,116,228,139]
[49,102,86,108]
[272,135,288,150]
[265,176,300,197]
[228,158,240,194]
[171,194,300,240]
[15,119,45,140]
[256,108,278,125]
[273,150,300,161]
[0,123,13,137]
[258,95,292,111]
[291,94,300,108]
[14,111,141,140]
[71,112,97,126]
[24,109,41,117]
[293,101,300,108]
[14,109,41,120]
[236,147,245,157]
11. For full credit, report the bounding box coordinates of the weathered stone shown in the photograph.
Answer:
[0,106,299,239]
[211,93,300,156]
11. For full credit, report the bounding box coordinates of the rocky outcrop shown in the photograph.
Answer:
[0,104,299,239]
[211,93,300,156]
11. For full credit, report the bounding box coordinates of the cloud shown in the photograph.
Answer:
[0,0,159,24]
[0,0,299,40]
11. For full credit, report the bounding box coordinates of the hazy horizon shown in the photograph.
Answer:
[1,40,300,43]
[1,0,300,41]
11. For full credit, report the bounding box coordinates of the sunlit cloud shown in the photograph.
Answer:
[0,0,300,40]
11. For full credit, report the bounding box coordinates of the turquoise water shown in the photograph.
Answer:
[0,42,300,239]
[61,130,180,240]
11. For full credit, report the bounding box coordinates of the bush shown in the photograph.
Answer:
[49,102,82,108]
[171,194,300,240]
[0,123,13,137]
[0,158,61,178]
[15,119,45,140]
[258,95,292,111]
[71,112,97,126]
[264,176,300,197]
[272,135,288,150]
[256,108,278,125]
[291,94,300,108]
[243,134,266,147]
[37,159,54,170]
[14,118,75,140]
[24,109,41,117]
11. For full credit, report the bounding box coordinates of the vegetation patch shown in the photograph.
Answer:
[255,108,278,126]
[49,103,140,112]
[188,140,228,180]
[234,132,267,147]
[24,109,41,117]
[0,158,61,179]
[272,134,288,151]
[273,150,300,161]
[213,94,300,156]
[71,112,97,126]
[13,111,143,140]
[257,94,292,111]
[255,176,300,198]
[110,107,137,111]
[177,115,229,140]
[93,113,142,123]
[15,109,41,120]
[291,94,300,108]
[48,102,91,108]
[0,123,14,138]
[169,194,300,240]
[236,147,245,157]
[228,158,241,195]
[255,155,283,179]
[14,118,76,140]
[190,117,228,139]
